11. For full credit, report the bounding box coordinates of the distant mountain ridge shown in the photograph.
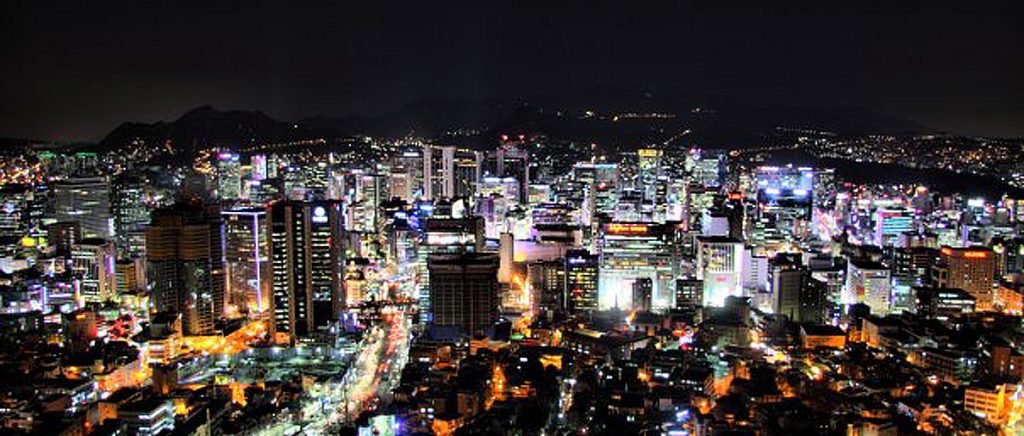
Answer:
[94,89,926,156]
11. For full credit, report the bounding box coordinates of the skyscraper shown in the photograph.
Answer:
[146,203,226,336]
[217,152,242,200]
[527,259,565,319]
[696,236,745,307]
[845,259,891,315]
[769,254,804,320]
[53,177,112,240]
[269,201,345,342]
[222,208,270,315]
[71,238,117,304]
[565,249,599,314]
[428,252,499,336]
[0,184,29,241]
[453,149,481,198]
[112,175,149,258]
[484,141,530,204]
[251,154,268,181]
[416,216,485,323]
[423,145,455,201]
[935,246,996,311]
[599,222,681,311]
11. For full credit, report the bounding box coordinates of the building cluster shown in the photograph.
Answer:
[0,133,1022,435]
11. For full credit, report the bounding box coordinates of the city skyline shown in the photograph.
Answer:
[2,3,1024,436]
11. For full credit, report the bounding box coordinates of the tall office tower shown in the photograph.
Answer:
[572,162,619,221]
[428,252,499,336]
[845,259,892,315]
[71,238,117,303]
[216,152,242,200]
[754,166,814,240]
[423,145,456,201]
[768,254,805,320]
[262,154,281,179]
[387,167,412,202]
[935,246,997,311]
[26,183,49,238]
[416,216,485,323]
[598,222,682,311]
[345,172,383,233]
[812,168,836,209]
[112,175,149,258]
[222,208,270,315]
[390,148,425,201]
[251,154,268,181]
[305,161,331,199]
[146,203,226,336]
[269,201,345,342]
[0,184,29,241]
[690,149,728,188]
[874,209,915,247]
[483,141,530,204]
[565,249,600,314]
[527,259,565,319]
[637,149,663,204]
[454,149,480,198]
[53,176,112,240]
[696,236,745,307]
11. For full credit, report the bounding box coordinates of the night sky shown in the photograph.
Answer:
[1,1,1022,141]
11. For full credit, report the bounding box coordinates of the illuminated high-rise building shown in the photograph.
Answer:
[53,176,112,240]
[416,216,484,323]
[565,249,599,314]
[423,145,455,201]
[428,252,499,336]
[71,238,117,304]
[269,201,345,342]
[222,208,270,315]
[389,148,425,201]
[690,149,727,188]
[935,246,996,311]
[598,222,681,311]
[572,163,619,221]
[768,254,804,320]
[874,209,915,247]
[0,184,29,241]
[483,141,530,204]
[453,149,481,198]
[146,203,226,336]
[696,236,745,307]
[845,259,891,315]
[217,152,242,200]
[251,154,268,181]
[637,148,662,204]
[528,259,566,318]
[112,175,149,258]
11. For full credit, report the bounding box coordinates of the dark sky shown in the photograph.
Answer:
[1,1,1022,141]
